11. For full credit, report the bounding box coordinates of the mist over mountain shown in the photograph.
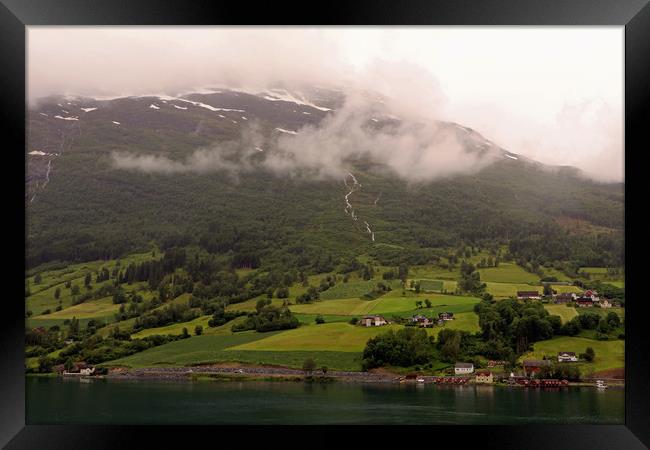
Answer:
[26,86,623,270]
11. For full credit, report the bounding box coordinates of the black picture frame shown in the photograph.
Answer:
[2,0,648,448]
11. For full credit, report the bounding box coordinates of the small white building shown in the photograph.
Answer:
[557,352,578,363]
[454,362,474,375]
[360,315,388,327]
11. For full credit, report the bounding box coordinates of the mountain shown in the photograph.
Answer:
[26,87,624,271]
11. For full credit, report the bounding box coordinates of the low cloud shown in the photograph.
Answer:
[112,91,500,183]
[31,27,623,181]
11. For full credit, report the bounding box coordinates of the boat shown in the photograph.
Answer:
[416,377,425,383]
[595,380,608,389]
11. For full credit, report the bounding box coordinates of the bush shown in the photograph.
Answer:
[315,315,325,324]
[302,358,317,372]
[349,317,358,325]
[194,325,203,336]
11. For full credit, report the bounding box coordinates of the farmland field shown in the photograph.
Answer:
[520,336,624,373]
[576,307,625,319]
[319,279,402,300]
[543,304,578,324]
[483,282,538,298]
[31,296,120,321]
[424,312,480,337]
[228,322,404,352]
[106,326,364,371]
[104,331,280,367]
[418,280,443,292]
[371,294,479,316]
[288,298,378,316]
[478,263,540,283]
[409,265,459,280]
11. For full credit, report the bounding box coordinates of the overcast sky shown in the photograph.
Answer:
[27,27,624,181]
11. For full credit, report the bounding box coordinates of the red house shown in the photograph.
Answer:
[576,297,594,307]
[523,359,551,376]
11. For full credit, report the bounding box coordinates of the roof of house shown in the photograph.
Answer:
[557,292,575,298]
[523,359,551,367]
[476,370,492,376]
[517,291,540,296]
[455,362,474,368]
[558,352,576,356]
[576,297,594,302]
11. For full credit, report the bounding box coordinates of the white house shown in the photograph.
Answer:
[557,352,578,363]
[454,362,474,375]
[360,315,388,327]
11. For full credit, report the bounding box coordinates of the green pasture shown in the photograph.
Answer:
[543,304,579,324]
[31,296,120,321]
[478,263,540,283]
[228,322,404,352]
[418,280,443,292]
[520,336,624,373]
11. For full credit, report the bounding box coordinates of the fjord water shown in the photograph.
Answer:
[26,377,623,425]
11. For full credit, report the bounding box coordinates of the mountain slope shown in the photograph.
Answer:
[26,88,624,270]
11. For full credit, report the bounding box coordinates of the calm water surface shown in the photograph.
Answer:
[26,377,624,425]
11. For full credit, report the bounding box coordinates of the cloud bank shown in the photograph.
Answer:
[29,27,623,181]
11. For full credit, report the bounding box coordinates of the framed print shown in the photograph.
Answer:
[1,0,648,448]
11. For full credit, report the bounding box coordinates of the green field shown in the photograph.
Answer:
[576,307,625,319]
[424,312,481,337]
[540,266,574,282]
[319,279,402,300]
[520,336,624,372]
[418,280,443,292]
[106,328,364,371]
[478,263,540,283]
[372,293,480,317]
[293,314,355,324]
[105,331,280,367]
[229,322,404,352]
[287,298,376,316]
[484,282,539,298]
[31,296,120,321]
[130,315,212,339]
[543,304,579,324]
[409,265,459,280]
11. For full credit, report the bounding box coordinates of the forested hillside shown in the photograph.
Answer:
[26,88,624,274]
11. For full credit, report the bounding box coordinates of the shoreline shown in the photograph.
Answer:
[78,365,624,388]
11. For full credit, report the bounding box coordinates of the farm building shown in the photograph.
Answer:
[454,362,474,375]
[411,315,434,327]
[557,352,578,363]
[475,371,493,384]
[598,299,612,309]
[487,360,507,368]
[438,312,454,321]
[575,297,594,307]
[523,359,551,376]
[517,291,541,300]
[359,315,388,327]
[583,290,600,301]
[555,292,576,303]
[60,362,95,376]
